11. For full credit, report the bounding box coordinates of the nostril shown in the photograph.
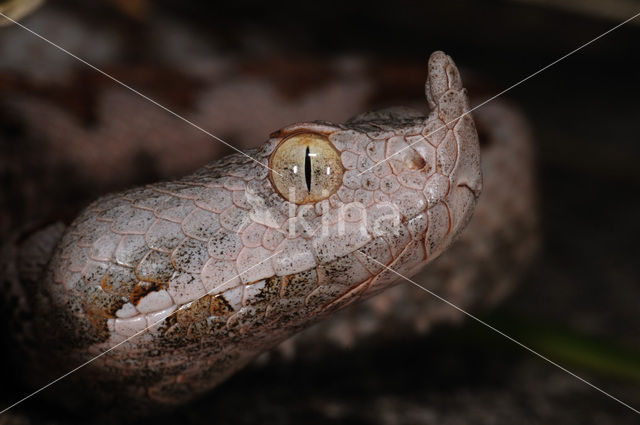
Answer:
[407,155,426,170]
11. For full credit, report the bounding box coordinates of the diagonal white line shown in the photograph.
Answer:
[359,251,640,415]
[359,10,640,176]
[2,4,639,417]
[0,11,282,176]
[0,249,283,415]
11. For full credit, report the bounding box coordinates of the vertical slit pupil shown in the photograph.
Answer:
[304,146,312,192]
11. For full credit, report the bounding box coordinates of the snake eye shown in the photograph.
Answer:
[270,132,344,204]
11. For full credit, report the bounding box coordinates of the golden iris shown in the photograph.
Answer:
[270,133,344,204]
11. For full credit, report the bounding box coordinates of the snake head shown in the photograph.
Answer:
[32,51,482,407]
[263,51,482,311]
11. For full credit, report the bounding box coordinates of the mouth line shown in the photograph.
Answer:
[456,182,481,198]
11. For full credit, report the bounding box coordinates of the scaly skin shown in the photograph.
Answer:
[25,51,481,409]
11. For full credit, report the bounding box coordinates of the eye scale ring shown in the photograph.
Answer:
[269,132,344,204]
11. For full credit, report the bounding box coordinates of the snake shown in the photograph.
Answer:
[1,51,487,411]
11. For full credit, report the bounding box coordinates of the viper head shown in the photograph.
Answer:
[246,51,482,312]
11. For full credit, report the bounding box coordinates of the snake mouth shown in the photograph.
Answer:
[317,203,436,313]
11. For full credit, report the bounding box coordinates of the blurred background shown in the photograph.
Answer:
[0,0,639,424]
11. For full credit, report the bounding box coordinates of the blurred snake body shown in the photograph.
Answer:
[3,52,484,408]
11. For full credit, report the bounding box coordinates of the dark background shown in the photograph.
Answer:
[0,1,639,423]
